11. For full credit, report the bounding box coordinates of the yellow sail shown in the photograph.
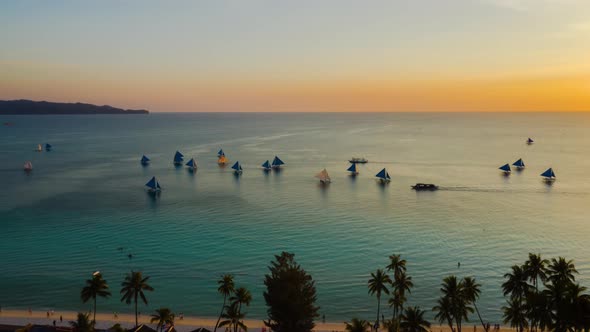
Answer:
[218,155,228,164]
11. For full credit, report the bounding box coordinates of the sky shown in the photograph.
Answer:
[1,0,589,112]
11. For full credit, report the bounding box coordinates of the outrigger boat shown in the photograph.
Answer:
[347,163,358,175]
[231,161,243,174]
[186,158,197,172]
[173,151,184,166]
[45,144,52,151]
[349,157,368,163]
[375,168,391,183]
[499,163,511,175]
[261,160,272,171]
[35,144,42,152]
[271,156,285,169]
[23,161,32,172]
[512,158,525,169]
[141,155,150,165]
[315,168,331,184]
[526,138,534,145]
[411,183,438,191]
[145,176,162,193]
[541,168,556,182]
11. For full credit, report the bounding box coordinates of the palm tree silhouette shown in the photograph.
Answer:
[214,274,235,332]
[81,273,111,323]
[120,271,154,326]
[218,302,246,332]
[368,269,391,328]
[399,306,430,332]
[345,318,370,332]
[150,308,175,332]
[70,312,95,332]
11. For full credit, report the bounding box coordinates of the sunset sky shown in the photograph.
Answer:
[1,0,589,112]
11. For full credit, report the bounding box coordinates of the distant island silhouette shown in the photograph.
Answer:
[0,100,149,115]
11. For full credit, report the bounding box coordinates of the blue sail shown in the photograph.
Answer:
[262,160,271,169]
[231,161,240,170]
[499,164,511,172]
[272,156,285,167]
[347,164,357,172]
[186,158,196,167]
[45,144,52,150]
[141,155,150,163]
[218,149,225,157]
[174,151,184,160]
[541,168,555,178]
[512,158,524,167]
[527,138,534,143]
[376,168,387,179]
[145,176,158,189]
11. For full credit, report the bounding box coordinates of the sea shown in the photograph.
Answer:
[1,112,589,323]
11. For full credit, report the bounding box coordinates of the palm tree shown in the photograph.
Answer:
[368,269,391,327]
[230,287,252,332]
[435,276,472,332]
[388,290,407,326]
[399,306,431,332]
[81,273,111,323]
[502,265,531,302]
[391,272,413,321]
[433,296,454,332]
[386,254,407,279]
[218,302,247,332]
[70,312,95,332]
[150,308,175,332]
[214,274,235,332]
[524,253,548,292]
[345,318,370,332]
[120,271,155,326]
[547,257,577,285]
[462,277,486,332]
[502,298,528,332]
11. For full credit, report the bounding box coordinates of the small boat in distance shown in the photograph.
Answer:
[36,144,42,152]
[499,163,511,175]
[218,154,228,165]
[141,155,150,165]
[271,156,285,169]
[218,149,225,157]
[347,163,358,175]
[186,158,197,172]
[512,158,525,169]
[315,168,331,183]
[527,138,534,145]
[262,160,272,171]
[45,144,52,151]
[173,151,184,166]
[349,157,368,163]
[145,176,162,193]
[412,183,438,191]
[23,161,32,172]
[541,168,556,182]
[231,161,243,174]
[375,168,391,183]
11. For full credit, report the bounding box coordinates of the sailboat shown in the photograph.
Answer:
[186,158,197,172]
[347,163,358,175]
[45,144,52,151]
[499,163,511,175]
[271,156,285,169]
[145,176,162,193]
[512,158,525,169]
[173,151,184,166]
[36,144,42,152]
[23,161,33,172]
[218,154,228,165]
[218,149,225,157]
[315,168,331,183]
[261,160,272,171]
[231,161,243,174]
[527,138,534,145]
[541,168,556,182]
[141,155,150,165]
[375,168,391,183]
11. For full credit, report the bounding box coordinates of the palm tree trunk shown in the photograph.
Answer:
[377,294,381,330]
[93,297,97,323]
[473,303,487,332]
[135,293,138,327]
[214,295,226,332]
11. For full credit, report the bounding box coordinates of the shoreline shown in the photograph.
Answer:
[0,309,514,332]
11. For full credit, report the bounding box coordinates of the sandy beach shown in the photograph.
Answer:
[0,309,515,332]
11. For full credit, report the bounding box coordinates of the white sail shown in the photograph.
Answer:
[315,168,331,183]
[23,161,33,171]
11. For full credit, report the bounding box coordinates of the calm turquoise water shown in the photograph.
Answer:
[1,113,590,323]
